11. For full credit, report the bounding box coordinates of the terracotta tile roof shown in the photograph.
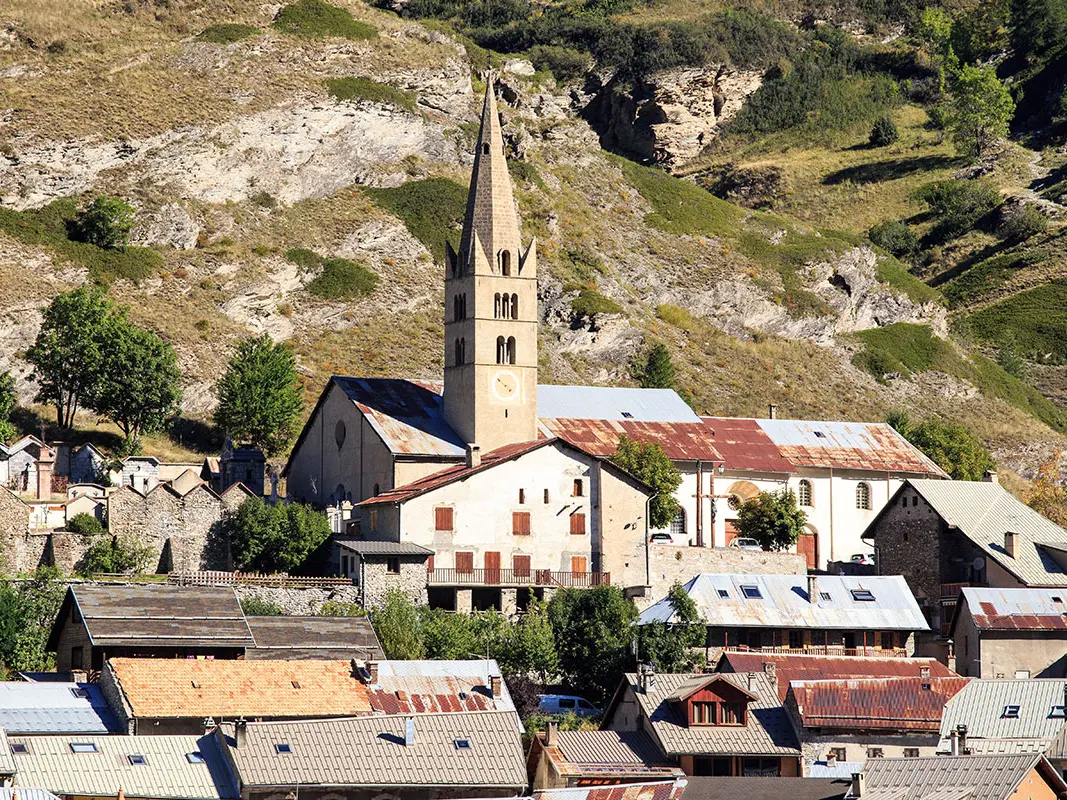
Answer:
[700,418,796,473]
[107,658,373,720]
[539,417,724,462]
[789,677,970,732]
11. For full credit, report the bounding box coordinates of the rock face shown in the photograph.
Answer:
[588,66,763,166]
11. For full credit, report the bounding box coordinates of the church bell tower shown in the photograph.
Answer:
[443,78,538,454]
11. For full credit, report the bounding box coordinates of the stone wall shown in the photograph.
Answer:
[642,545,806,608]
[0,486,29,570]
[233,584,363,615]
[360,559,427,609]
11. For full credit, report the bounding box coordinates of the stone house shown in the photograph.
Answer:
[220,440,265,497]
[69,444,107,485]
[334,539,432,608]
[120,456,162,493]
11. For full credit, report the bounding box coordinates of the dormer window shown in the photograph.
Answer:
[690,699,747,726]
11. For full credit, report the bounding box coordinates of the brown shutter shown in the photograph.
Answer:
[427,554,435,573]
[435,506,453,531]
[455,551,474,573]
[513,511,531,535]
[571,556,587,574]
[513,554,531,577]
[570,512,586,535]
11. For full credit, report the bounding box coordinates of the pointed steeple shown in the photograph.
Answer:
[457,76,523,274]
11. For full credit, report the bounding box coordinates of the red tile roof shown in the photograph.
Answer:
[718,653,959,701]
[789,676,970,731]
[700,418,795,474]
[538,418,724,462]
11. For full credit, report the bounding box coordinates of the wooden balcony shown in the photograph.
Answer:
[427,568,610,588]
[941,582,974,601]
[723,645,909,658]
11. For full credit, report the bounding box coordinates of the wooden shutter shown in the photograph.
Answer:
[571,556,587,574]
[513,554,531,577]
[426,554,435,573]
[570,512,586,535]
[512,511,531,535]
[435,506,453,531]
[455,551,474,573]
[724,522,739,546]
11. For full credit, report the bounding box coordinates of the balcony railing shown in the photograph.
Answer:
[941,582,974,601]
[427,568,610,588]
[723,645,909,658]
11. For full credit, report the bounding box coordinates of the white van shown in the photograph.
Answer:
[538,694,600,717]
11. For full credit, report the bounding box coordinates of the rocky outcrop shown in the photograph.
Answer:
[587,66,763,166]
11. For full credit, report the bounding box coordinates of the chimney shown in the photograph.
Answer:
[546,721,558,747]
[851,772,865,798]
[957,724,968,754]
[983,470,999,485]
[826,752,837,767]
[203,716,216,734]
[763,662,778,692]
[950,728,959,756]
[747,673,756,692]
[919,665,931,680]
[639,662,655,694]
[768,404,778,420]
[404,717,416,746]
[1005,531,1020,559]
[36,446,54,501]
[808,575,819,605]
[466,443,481,469]
[234,718,247,748]
[490,674,502,699]
[368,661,379,685]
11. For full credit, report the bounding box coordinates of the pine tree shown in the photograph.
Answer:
[638,343,677,389]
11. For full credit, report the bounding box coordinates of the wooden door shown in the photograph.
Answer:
[513,554,531,578]
[485,551,501,584]
[797,531,818,570]
[725,522,740,546]
[456,551,474,574]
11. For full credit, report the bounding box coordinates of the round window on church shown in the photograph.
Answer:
[335,420,347,449]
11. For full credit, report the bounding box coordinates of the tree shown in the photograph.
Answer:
[214,335,304,455]
[72,195,136,249]
[948,65,1015,160]
[736,488,807,551]
[370,589,426,659]
[78,535,154,576]
[547,585,636,703]
[611,435,682,529]
[66,512,104,535]
[0,370,16,444]
[229,497,330,573]
[1010,0,1067,62]
[94,318,182,447]
[0,567,67,674]
[504,594,558,682]
[636,343,677,389]
[1028,451,1067,527]
[637,583,705,672]
[869,115,899,147]
[26,287,114,428]
[888,412,995,481]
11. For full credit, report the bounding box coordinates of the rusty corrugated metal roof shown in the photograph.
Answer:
[961,587,1067,630]
[538,418,724,462]
[790,677,970,731]
[700,418,795,473]
[369,659,517,716]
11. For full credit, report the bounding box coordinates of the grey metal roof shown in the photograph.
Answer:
[625,672,800,757]
[638,574,928,631]
[810,760,866,778]
[7,734,237,800]
[336,539,434,556]
[0,789,60,800]
[218,711,526,789]
[0,682,120,734]
[857,754,1062,800]
[537,386,701,423]
[938,679,1067,753]
[902,479,1067,587]
[553,730,671,766]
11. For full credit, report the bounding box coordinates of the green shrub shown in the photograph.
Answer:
[656,304,694,330]
[914,178,1001,241]
[326,77,417,113]
[67,513,104,535]
[570,288,622,319]
[869,114,899,146]
[527,45,592,83]
[854,323,953,377]
[240,595,287,616]
[78,536,154,576]
[926,104,949,129]
[508,159,544,189]
[284,247,322,269]
[307,256,379,299]
[868,220,919,258]
[996,203,1048,243]
[250,191,278,209]
[319,600,366,616]
[364,178,468,264]
[196,23,261,43]
[274,0,377,39]
[72,195,136,249]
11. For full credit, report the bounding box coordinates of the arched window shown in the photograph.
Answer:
[453,295,461,321]
[454,338,465,366]
[499,250,512,276]
[506,336,516,365]
[501,293,511,319]
[494,293,501,318]
[856,482,872,510]
[373,483,380,496]
[482,142,490,155]
[511,293,519,319]
[670,508,686,537]
[496,336,507,364]
[798,479,813,507]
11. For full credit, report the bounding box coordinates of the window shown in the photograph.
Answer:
[373,483,380,496]
[70,687,89,699]
[434,506,454,532]
[820,591,832,602]
[506,336,516,364]
[571,556,587,574]
[856,482,871,510]
[912,495,918,506]
[275,743,293,754]
[187,752,206,764]
[501,293,511,318]
[482,142,490,155]
[727,494,741,510]
[810,630,827,646]
[867,748,884,758]
[71,646,84,670]
[369,510,378,532]
[669,508,686,537]
[454,739,472,750]
[496,336,516,365]
[741,585,762,599]
[573,479,583,497]
[511,293,519,319]
[1003,704,1021,718]
[717,589,729,599]
[742,758,778,777]
[10,743,28,755]
[881,631,895,650]
[720,702,745,725]
[494,293,501,318]
[558,698,576,709]
[570,513,586,535]
[335,420,347,448]
[830,747,847,762]
[518,488,526,504]
[456,552,474,573]
[386,557,400,574]
[513,554,531,577]
[904,748,919,758]
[454,337,466,366]
[128,755,148,766]
[851,589,876,601]
[70,743,98,754]
[499,250,512,276]
[512,511,531,535]
[1053,706,1067,718]
[543,488,550,504]
[692,701,716,725]
[798,479,813,507]
[788,630,804,649]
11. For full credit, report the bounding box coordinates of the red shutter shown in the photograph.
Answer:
[427,554,435,573]
[513,511,531,535]
[513,555,531,577]
[456,552,474,573]
[570,513,586,535]
[435,507,454,532]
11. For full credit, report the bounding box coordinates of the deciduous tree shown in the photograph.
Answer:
[229,497,330,573]
[611,435,682,529]
[948,65,1015,160]
[736,489,806,551]
[1028,451,1067,527]
[0,370,16,444]
[889,412,995,481]
[371,588,426,660]
[637,583,705,672]
[72,195,136,249]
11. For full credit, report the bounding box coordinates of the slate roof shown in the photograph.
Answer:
[938,679,1067,754]
[683,777,849,800]
[47,585,253,652]
[335,539,434,557]
[639,574,928,631]
[218,711,526,789]
[872,479,1067,587]
[7,733,237,800]
[0,682,121,734]
[244,615,384,660]
[718,653,958,702]
[857,754,1066,800]
[620,671,800,757]
[952,587,1067,631]
[788,677,970,732]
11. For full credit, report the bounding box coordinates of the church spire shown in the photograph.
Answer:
[454,76,523,274]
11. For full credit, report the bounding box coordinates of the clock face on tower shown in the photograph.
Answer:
[491,369,520,402]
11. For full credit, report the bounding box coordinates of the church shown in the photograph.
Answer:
[283,79,945,611]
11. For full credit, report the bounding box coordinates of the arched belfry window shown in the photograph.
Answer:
[499,250,512,276]
[507,336,516,365]
[501,293,511,319]
[511,293,519,319]
[496,336,507,365]
[494,293,501,318]
[482,142,490,155]
[454,338,465,366]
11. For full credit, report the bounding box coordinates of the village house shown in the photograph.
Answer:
[948,588,1067,678]
[528,727,685,789]
[639,574,928,657]
[0,681,121,735]
[849,753,1067,800]
[863,475,1067,636]
[783,675,970,773]
[215,711,528,800]
[602,669,802,777]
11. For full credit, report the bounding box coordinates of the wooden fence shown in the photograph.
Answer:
[168,570,354,588]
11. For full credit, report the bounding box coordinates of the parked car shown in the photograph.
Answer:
[649,532,679,544]
[728,537,762,551]
[538,694,601,717]
[850,553,876,564]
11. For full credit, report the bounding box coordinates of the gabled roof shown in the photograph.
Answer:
[535,729,682,781]
[788,677,970,732]
[46,585,254,652]
[245,615,384,660]
[217,711,526,789]
[638,574,928,632]
[938,679,1067,754]
[539,417,724,462]
[336,539,434,557]
[336,377,465,458]
[872,479,1067,587]
[663,675,759,704]
[369,658,518,715]
[700,418,796,473]
[616,671,800,757]
[857,754,1066,800]
[0,682,121,734]
[718,653,958,702]
[953,586,1067,632]
[8,733,237,800]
